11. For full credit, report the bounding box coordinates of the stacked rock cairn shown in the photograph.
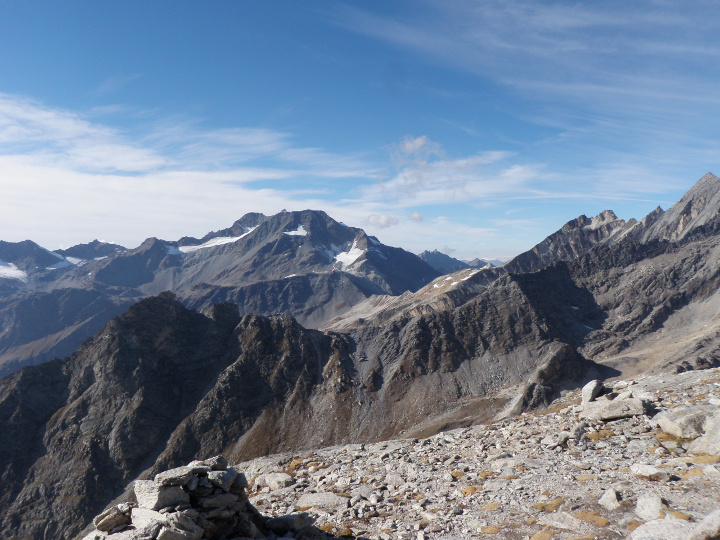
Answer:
[83,455,319,540]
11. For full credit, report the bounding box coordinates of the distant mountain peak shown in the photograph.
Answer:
[418,250,469,274]
[642,172,720,242]
[54,239,126,260]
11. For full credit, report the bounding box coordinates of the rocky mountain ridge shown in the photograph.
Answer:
[0,210,439,378]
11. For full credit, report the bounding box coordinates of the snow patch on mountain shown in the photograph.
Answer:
[0,261,28,283]
[284,225,308,236]
[165,245,182,256]
[46,259,74,270]
[179,228,257,253]
[335,240,365,269]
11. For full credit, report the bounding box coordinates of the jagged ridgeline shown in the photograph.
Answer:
[3,173,720,538]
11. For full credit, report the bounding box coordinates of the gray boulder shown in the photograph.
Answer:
[579,397,650,421]
[688,412,720,455]
[154,466,195,487]
[652,405,717,439]
[630,518,696,540]
[133,481,190,511]
[581,379,604,404]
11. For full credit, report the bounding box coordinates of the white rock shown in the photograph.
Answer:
[93,506,131,532]
[296,492,349,512]
[581,380,604,404]
[537,511,585,530]
[100,523,162,540]
[263,472,294,491]
[635,492,664,521]
[579,398,649,421]
[131,507,167,529]
[156,526,199,540]
[598,488,621,511]
[154,466,195,486]
[652,405,716,439]
[688,508,720,540]
[687,412,720,454]
[631,464,670,482]
[386,473,404,486]
[630,518,696,540]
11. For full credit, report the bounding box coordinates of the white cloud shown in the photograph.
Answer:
[95,73,142,96]
[366,213,399,228]
[391,135,443,163]
[368,136,525,205]
[409,211,424,222]
[0,93,167,173]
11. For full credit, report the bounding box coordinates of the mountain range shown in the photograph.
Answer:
[0,210,439,378]
[3,173,720,539]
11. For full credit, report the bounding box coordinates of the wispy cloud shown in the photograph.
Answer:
[328,1,720,184]
[364,136,526,206]
[95,73,142,96]
[0,92,382,246]
[0,93,167,173]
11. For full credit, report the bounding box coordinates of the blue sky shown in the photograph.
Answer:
[1,1,719,259]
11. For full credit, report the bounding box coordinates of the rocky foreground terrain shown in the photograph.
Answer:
[81,368,720,540]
